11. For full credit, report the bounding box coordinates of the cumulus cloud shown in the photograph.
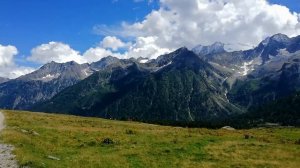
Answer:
[26,35,171,65]
[83,47,115,62]
[26,0,300,67]
[100,36,129,51]
[125,36,172,59]
[27,41,125,64]
[2,37,169,78]
[0,44,34,79]
[96,0,300,51]
[5,0,300,78]
[0,45,17,67]
[27,42,86,64]
[3,67,35,79]
[99,36,171,59]
[0,41,119,78]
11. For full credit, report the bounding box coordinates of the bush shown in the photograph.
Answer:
[102,138,114,145]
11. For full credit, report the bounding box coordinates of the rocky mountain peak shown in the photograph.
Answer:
[90,56,122,70]
[261,33,290,46]
[192,42,226,56]
[271,33,290,42]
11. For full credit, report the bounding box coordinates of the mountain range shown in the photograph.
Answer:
[0,33,299,126]
[34,48,242,121]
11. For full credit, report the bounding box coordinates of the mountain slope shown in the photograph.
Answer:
[1,33,300,125]
[0,77,9,84]
[34,48,242,121]
[99,48,241,121]
[241,91,300,126]
[0,61,93,109]
[34,62,149,115]
[189,34,300,112]
[228,49,300,109]
[193,34,300,78]
[0,56,141,110]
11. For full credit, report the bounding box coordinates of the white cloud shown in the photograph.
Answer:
[0,45,17,67]
[25,36,171,65]
[27,41,123,64]
[27,42,86,64]
[125,36,172,59]
[100,36,129,51]
[83,47,115,62]
[97,0,300,51]
[0,44,34,79]
[1,37,169,78]
[0,42,119,78]
[4,66,35,79]
[29,0,300,66]
[83,36,171,60]
[4,0,300,78]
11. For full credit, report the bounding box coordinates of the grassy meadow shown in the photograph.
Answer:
[0,110,299,168]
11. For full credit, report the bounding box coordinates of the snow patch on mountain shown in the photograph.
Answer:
[82,68,93,77]
[42,74,56,79]
[240,61,254,76]
[239,57,263,76]
[278,48,290,56]
[39,73,61,81]
[154,61,172,72]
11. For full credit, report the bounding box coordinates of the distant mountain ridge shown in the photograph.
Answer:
[0,33,300,125]
[192,42,226,56]
[0,61,93,109]
[225,34,300,110]
[34,48,242,121]
[0,55,162,110]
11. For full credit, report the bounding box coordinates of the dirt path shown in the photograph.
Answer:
[0,112,4,131]
[0,111,19,168]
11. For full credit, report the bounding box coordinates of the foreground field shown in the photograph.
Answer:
[0,110,299,168]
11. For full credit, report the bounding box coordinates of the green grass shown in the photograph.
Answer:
[0,110,300,168]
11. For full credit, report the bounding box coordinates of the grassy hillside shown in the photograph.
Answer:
[0,110,299,168]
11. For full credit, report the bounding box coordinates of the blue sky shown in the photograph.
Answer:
[0,0,298,57]
[0,0,298,50]
[270,0,300,13]
[0,0,299,78]
[0,0,158,65]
